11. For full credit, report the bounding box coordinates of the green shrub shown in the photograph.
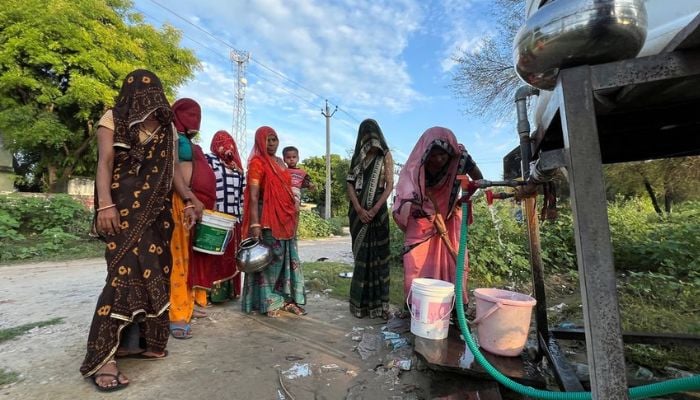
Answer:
[0,194,98,263]
[389,216,404,267]
[327,216,346,236]
[297,209,333,239]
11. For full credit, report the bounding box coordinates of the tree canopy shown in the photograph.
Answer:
[0,0,200,192]
[300,154,350,217]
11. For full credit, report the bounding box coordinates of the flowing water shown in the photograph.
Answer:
[487,205,504,247]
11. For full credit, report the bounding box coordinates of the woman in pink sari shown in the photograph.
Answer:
[392,127,482,304]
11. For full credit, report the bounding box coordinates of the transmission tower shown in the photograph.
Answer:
[230,50,250,153]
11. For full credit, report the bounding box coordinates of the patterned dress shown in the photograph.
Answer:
[81,70,174,377]
[347,119,393,319]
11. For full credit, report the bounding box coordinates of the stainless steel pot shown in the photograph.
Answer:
[236,238,274,273]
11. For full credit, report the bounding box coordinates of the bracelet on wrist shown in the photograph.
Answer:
[96,204,116,212]
[249,223,261,228]
[183,205,195,210]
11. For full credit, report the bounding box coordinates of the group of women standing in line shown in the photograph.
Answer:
[82,69,306,392]
[82,68,484,392]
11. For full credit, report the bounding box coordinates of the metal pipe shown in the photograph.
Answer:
[515,85,539,180]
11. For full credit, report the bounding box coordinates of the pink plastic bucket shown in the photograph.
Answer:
[407,278,455,340]
[473,288,536,356]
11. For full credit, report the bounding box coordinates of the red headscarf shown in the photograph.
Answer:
[242,126,297,240]
[210,130,242,171]
[171,98,201,134]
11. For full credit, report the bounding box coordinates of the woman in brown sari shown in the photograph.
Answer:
[82,69,196,391]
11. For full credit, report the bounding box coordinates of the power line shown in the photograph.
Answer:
[135,5,324,112]
[147,0,333,107]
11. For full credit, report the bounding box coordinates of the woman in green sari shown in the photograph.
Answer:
[346,119,394,319]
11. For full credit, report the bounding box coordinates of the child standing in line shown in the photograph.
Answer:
[283,146,315,212]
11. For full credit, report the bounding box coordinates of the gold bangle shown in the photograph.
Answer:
[183,205,195,210]
[96,204,116,212]
[249,223,261,228]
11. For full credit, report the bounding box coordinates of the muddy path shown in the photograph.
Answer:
[0,236,438,400]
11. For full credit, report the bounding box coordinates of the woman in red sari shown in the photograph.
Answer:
[241,126,306,317]
[392,127,482,305]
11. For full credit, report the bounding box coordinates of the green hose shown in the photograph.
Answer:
[454,202,700,399]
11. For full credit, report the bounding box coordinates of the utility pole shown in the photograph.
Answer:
[321,100,337,220]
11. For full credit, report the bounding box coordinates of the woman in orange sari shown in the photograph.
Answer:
[241,126,306,317]
[392,127,482,304]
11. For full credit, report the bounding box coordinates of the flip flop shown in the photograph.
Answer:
[124,349,169,360]
[192,309,208,318]
[92,372,129,392]
[170,323,193,340]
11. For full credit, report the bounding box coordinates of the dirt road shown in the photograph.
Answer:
[0,236,431,400]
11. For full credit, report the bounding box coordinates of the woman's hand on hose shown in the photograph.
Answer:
[96,207,121,237]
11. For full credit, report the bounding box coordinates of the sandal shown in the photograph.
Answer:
[91,362,129,392]
[283,303,307,316]
[170,323,193,339]
[92,372,129,392]
[192,309,208,319]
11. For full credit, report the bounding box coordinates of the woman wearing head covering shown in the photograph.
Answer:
[392,127,483,306]
[346,119,394,319]
[205,130,245,301]
[168,98,210,339]
[82,70,197,391]
[241,126,306,317]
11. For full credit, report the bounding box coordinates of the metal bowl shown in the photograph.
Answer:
[236,238,274,273]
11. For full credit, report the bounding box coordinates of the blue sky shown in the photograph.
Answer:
[133,0,516,179]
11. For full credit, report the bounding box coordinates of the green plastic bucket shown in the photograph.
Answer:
[193,210,237,255]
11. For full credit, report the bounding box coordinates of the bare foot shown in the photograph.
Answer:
[93,360,128,390]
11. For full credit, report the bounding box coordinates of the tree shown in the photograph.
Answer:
[605,157,700,216]
[450,0,524,118]
[300,154,351,217]
[0,0,199,192]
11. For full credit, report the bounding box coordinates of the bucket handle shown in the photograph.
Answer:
[406,287,456,322]
[470,300,503,325]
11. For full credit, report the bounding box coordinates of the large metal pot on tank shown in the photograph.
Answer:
[513,0,647,90]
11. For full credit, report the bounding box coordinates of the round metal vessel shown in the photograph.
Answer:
[513,0,647,90]
[236,238,274,273]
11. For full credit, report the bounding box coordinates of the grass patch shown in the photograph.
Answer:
[0,238,103,265]
[0,369,19,386]
[303,261,405,307]
[0,317,64,344]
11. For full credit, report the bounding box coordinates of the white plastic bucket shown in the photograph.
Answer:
[407,278,455,340]
[473,288,537,357]
[193,210,236,255]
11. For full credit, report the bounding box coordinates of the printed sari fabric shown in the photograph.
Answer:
[347,119,392,318]
[169,98,201,323]
[392,127,476,302]
[81,70,174,377]
[241,126,304,313]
